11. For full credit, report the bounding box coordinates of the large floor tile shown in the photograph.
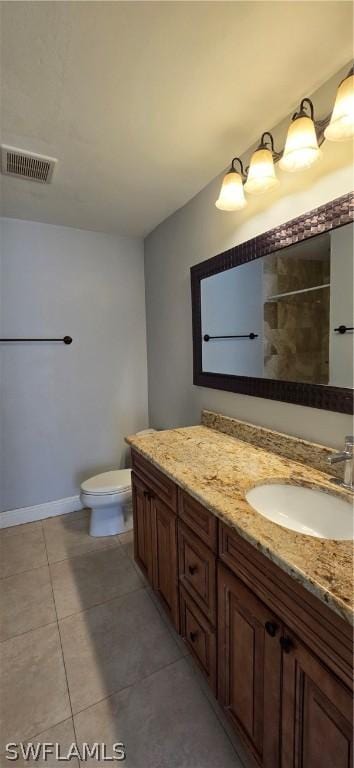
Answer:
[0,565,56,641]
[118,532,188,657]
[50,546,144,619]
[43,512,119,564]
[75,658,242,768]
[183,655,252,767]
[59,589,182,713]
[0,624,71,743]
[51,509,89,524]
[117,530,134,560]
[0,719,78,768]
[0,522,47,579]
[147,588,190,658]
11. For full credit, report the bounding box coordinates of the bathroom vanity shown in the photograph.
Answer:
[126,413,353,768]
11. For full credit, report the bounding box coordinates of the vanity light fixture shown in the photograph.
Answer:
[324,66,354,141]
[215,157,247,211]
[215,65,354,211]
[279,98,322,172]
[244,132,280,194]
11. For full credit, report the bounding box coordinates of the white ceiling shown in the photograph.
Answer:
[0,1,353,237]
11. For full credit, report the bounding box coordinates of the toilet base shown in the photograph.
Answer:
[89,500,132,537]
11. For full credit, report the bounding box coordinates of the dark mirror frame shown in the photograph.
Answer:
[191,192,354,414]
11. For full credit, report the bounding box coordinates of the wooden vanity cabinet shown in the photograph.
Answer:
[131,452,353,768]
[218,563,282,768]
[179,584,217,693]
[131,453,179,630]
[150,493,179,630]
[218,522,353,768]
[132,472,153,585]
[178,519,216,624]
[178,489,218,551]
[281,631,353,768]
[177,492,218,687]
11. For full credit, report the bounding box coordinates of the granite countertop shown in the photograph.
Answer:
[126,425,353,624]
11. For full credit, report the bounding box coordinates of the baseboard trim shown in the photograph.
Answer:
[0,496,83,529]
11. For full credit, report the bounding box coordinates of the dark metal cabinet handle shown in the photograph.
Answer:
[143,490,155,501]
[188,565,198,576]
[265,621,278,637]
[280,636,294,654]
[189,631,198,643]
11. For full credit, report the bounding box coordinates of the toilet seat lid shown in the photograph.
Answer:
[81,469,132,495]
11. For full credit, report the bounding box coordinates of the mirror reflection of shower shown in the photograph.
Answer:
[201,223,353,388]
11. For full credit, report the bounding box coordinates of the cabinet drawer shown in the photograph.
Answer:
[178,520,216,624]
[131,450,177,512]
[178,490,217,551]
[180,586,216,693]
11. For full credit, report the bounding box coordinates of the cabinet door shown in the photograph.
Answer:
[218,563,281,768]
[151,495,179,631]
[132,472,153,586]
[281,631,353,768]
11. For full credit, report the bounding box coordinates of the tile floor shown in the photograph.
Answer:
[0,509,247,767]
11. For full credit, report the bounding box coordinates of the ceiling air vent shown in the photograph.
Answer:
[0,145,57,183]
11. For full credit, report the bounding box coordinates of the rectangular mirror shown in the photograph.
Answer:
[191,193,354,413]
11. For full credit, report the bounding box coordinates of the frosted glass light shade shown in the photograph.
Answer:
[279,115,321,172]
[244,147,279,195]
[324,73,354,141]
[215,170,246,211]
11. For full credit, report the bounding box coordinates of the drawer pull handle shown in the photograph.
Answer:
[143,490,154,501]
[189,631,198,643]
[280,636,294,654]
[265,621,278,637]
[188,565,198,575]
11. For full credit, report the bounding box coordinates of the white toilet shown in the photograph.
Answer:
[80,429,156,537]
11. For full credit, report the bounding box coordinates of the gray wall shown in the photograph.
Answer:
[144,67,353,449]
[0,218,148,512]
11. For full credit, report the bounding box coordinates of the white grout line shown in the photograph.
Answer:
[54,584,147,623]
[43,521,77,737]
[0,560,50,582]
[0,618,59,646]
[71,656,187,720]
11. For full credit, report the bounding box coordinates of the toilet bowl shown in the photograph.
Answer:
[80,429,156,537]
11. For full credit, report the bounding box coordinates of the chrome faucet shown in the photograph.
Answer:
[328,436,354,491]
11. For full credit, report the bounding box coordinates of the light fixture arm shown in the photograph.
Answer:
[259,131,282,161]
[292,96,329,146]
[260,131,275,150]
[293,97,315,121]
[230,157,246,179]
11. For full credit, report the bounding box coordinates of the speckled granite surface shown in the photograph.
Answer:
[201,410,343,478]
[126,425,353,624]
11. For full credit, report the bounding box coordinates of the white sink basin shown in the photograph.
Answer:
[246,483,353,540]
